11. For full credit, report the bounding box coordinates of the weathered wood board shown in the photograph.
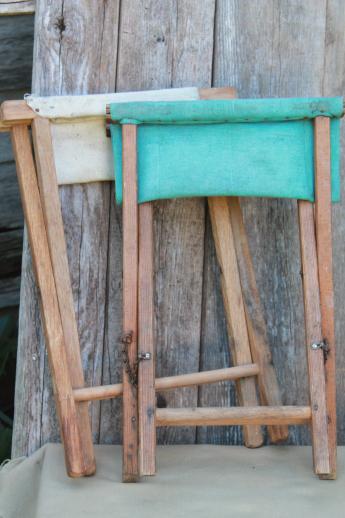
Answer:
[12,0,345,457]
[0,14,34,309]
[0,1,35,16]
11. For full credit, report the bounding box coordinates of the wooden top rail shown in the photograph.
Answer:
[0,88,236,131]
[0,100,36,130]
[73,364,259,402]
[156,406,312,427]
[0,1,35,16]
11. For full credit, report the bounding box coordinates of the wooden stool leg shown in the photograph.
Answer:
[138,202,156,475]
[11,125,86,477]
[31,118,96,476]
[298,200,331,477]
[122,124,139,482]
[314,116,336,479]
[228,197,289,444]
[208,197,263,448]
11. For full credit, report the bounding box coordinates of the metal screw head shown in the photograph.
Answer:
[138,352,151,360]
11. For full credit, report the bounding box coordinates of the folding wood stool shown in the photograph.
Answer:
[107,92,343,481]
[1,87,341,483]
[3,86,280,481]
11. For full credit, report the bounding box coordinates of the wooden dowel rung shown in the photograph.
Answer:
[73,364,259,402]
[74,383,122,402]
[156,406,312,427]
[157,364,259,390]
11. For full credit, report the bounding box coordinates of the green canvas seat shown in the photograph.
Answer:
[109,97,343,204]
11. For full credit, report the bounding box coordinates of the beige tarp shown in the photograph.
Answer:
[0,445,344,518]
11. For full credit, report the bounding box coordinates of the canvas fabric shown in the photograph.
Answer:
[109,97,343,204]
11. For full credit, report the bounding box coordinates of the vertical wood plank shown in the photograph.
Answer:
[31,117,95,475]
[122,124,139,482]
[228,197,289,444]
[298,200,331,476]
[13,0,120,457]
[208,197,263,448]
[197,85,239,445]
[99,182,123,445]
[322,1,345,450]
[210,0,332,446]
[116,0,215,447]
[13,0,345,454]
[198,209,238,445]
[314,116,336,479]
[199,86,286,445]
[138,202,155,475]
[11,125,84,477]
[199,87,276,448]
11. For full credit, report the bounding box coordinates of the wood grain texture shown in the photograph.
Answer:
[138,202,155,475]
[0,228,22,278]
[0,276,21,309]
[198,85,242,445]
[12,0,345,456]
[207,0,342,447]
[208,197,263,448]
[314,116,337,479]
[228,197,289,444]
[0,1,35,16]
[0,15,33,310]
[200,86,286,446]
[13,0,120,457]
[0,162,22,307]
[122,124,139,482]
[74,364,259,402]
[0,15,33,90]
[11,125,85,477]
[0,100,35,124]
[298,200,331,477]
[115,0,215,447]
[157,406,311,427]
[31,117,95,475]
[323,7,345,448]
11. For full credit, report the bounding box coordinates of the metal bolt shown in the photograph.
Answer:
[138,352,151,360]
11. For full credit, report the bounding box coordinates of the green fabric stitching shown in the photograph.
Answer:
[109,98,342,204]
[109,97,343,124]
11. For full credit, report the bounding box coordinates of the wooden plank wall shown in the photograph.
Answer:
[0,15,34,309]
[12,0,345,456]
